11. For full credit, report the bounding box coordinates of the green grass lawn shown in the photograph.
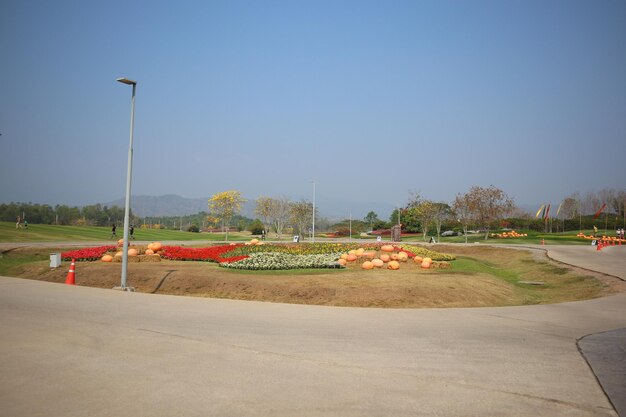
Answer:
[0,221,252,243]
[0,221,598,246]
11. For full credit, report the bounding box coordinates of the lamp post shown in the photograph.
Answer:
[117,77,136,291]
[312,181,316,243]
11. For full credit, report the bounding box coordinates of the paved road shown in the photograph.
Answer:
[0,245,625,416]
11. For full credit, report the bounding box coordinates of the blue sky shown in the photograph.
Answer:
[1,0,625,218]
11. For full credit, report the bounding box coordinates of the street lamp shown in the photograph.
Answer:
[117,77,137,291]
[312,181,316,243]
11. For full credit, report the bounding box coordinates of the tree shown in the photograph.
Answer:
[453,193,473,243]
[208,190,246,241]
[431,202,452,239]
[289,200,315,238]
[461,185,514,240]
[255,196,274,235]
[405,200,437,240]
[272,196,292,239]
[363,211,379,231]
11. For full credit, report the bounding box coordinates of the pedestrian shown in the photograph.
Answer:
[24,219,28,229]
[111,224,117,238]
[16,216,22,229]
[593,225,598,237]
[130,224,135,240]
[261,229,266,241]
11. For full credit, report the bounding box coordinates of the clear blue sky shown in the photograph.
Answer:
[1,0,625,218]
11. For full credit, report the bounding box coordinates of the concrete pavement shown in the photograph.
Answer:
[0,244,625,416]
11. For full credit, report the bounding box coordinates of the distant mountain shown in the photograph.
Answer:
[103,195,208,217]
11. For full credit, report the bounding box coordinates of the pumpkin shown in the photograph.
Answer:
[114,251,123,257]
[413,256,423,263]
[340,254,349,260]
[145,249,154,255]
[422,257,432,264]
[421,260,431,269]
[355,248,365,256]
[151,242,162,251]
[361,261,374,270]
[381,244,394,252]
[362,251,376,259]
[390,253,399,261]
[101,254,113,262]
[337,258,347,266]
[397,252,409,262]
[128,248,138,256]
[250,238,259,245]
[380,254,390,262]
[118,239,124,246]
[372,258,384,268]
[348,249,357,255]
[346,254,358,262]
[388,260,400,270]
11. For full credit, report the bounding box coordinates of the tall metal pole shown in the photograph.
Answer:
[312,181,315,243]
[117,78,137,290]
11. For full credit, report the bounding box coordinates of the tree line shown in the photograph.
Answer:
[0,202,132,226]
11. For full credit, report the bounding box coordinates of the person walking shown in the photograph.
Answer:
[111,224,117,239]
[16,216,22,229]
[129,224,135,240]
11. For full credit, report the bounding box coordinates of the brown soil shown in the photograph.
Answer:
[8,245,625,308]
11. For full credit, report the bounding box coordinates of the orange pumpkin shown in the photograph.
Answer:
[128,248,138,256]
[340,254,349,260]
[361,261,374,270]
[421,260,431,269]
[380,254,390,262]
[337,258,347,266]
[397,252,409,262]
[381,245,394,252]
[145,249,154,255]
[101,254,113,262]
[347,254,358,262]
[355,248,365,256]
[390,253,399,261]
[413,256,423,263]
[118,239,124,246]
[372,259,384,268]
[114,251,123,257]
[151,242,162,251]
[250,238,259,245]
[388,260,400,270]
[422,257,432,264]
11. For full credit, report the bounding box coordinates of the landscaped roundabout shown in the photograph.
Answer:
[4,240,624,308]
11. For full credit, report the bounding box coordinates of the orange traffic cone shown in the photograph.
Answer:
[65,259,76,285]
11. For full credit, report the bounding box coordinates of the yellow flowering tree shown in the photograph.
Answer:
[208,190,246,241]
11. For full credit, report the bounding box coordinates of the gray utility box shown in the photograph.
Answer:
[50,253,62,268]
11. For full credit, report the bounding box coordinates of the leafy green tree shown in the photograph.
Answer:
[363,211,379,231]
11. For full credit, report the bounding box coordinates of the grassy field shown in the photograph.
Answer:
[0,221,597,245]
[0,221,252,242]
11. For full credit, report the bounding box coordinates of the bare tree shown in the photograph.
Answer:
[255,196,274,234]
[272,197,291,239]
[462,185,514,240]
[289,200,314,238]
[452,193,473,243]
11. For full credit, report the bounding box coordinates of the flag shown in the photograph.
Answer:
[593,203,607,219]
[556,202,562,217]
[535,204,545,219]
[544,204,551,219]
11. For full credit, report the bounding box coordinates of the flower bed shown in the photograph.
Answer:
[160,244,246,263]
[220,252,342,270]
[62,246,117,261]
[396,244,455,261]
